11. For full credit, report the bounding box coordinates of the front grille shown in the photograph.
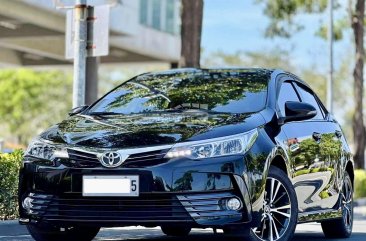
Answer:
[28,193,193,223]
[123,149,169,167]
[65,148,170,168]
[66,149,100,167]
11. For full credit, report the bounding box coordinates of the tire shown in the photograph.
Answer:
[161,226,191,236]
[27,223,100,241]
[225,167,298,241]
[321,172,353,239]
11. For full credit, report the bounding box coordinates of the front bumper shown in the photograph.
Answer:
[20,191,246,227]
[19,155,252,228]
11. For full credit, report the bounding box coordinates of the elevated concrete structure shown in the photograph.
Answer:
[0,0,180,67]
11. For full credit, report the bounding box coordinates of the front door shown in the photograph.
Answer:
[277,80,340,213]
[293,82,342,211]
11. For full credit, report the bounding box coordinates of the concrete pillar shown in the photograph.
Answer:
[85,57,99,105]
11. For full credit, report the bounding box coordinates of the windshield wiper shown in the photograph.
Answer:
[130,81,171,102]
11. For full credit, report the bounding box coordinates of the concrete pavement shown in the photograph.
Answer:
[1,206,365,241]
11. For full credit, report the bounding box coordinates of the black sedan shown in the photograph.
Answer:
[19,68,354,241]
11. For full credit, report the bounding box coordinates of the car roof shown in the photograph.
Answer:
[140,67,309,89]
[143,67,275,76]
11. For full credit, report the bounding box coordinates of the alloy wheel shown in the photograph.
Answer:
[342,177,353,229]
[252,177,292,241]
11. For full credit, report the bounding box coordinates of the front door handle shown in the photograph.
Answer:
[335,130,343,138]
[312,132,322,141]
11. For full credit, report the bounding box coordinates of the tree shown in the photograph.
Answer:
[202,48,295,72]
[351,0,365,169]
[257,0,366,169]
[179,0,204,68]
[0,69,72,145]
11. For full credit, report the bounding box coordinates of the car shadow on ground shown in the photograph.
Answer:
[95,229,366,241]
[292,232,366,241]
[96,229,240,241]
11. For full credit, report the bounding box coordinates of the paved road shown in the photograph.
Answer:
[1,207,366,241]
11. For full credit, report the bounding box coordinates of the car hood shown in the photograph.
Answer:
[40,112,265,149]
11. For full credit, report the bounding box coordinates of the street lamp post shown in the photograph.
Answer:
[327,0,334,113]
[72,0,88,108]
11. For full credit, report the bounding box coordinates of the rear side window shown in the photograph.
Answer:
[296,84,324,120]
[277,82,300,116]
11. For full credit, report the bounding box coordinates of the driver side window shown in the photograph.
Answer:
[277,81,300,117]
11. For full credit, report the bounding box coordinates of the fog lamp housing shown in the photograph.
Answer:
[22,197,34,212]
[226,197,242,211]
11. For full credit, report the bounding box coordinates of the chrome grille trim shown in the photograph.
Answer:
[68,144,174,157]
[66,145,173,168]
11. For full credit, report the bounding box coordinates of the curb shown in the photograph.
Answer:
[0,220,18,225]
[354,198,366,207]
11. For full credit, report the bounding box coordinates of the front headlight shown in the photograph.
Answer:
[165,129,259,159]
[25,138,68,160]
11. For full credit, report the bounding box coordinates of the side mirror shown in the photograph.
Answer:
[68,105,89,116]
[282,101,317,123]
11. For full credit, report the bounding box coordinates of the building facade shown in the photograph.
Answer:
[0,0,181,67]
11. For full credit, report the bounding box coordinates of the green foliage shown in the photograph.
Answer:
[319,190,330,199]
[315,18,348,41]
[293,138,319,168]
[261,0,328,18]
[291,132,341,179]
[355,169,366,199]
[0,69,72,144]
[0,150,23,220]
[295,169,310,176]
[202,48,294,72]
[295,167,333,177]
[202,49,354,143]
[98,70,269,114]
[98,65,170,95]
[202,49,328,102]
[256,0,350,40]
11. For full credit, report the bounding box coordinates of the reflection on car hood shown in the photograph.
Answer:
[40,112,264,149]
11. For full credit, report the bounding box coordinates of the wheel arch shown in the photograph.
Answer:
[267,146,292,178]
[345,161,354,187]
[270,155,288,176]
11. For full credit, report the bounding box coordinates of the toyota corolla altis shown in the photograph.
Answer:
[19,68,354,241]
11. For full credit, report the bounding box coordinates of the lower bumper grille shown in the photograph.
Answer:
[25,191,244,226]
[28,193,193,224]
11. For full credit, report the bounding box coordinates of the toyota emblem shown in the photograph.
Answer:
[100,152,127,168]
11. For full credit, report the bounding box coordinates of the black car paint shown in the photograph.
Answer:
[18,68,354,230]
[42,112,262,148]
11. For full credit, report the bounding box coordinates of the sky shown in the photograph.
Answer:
[201,0,352,72]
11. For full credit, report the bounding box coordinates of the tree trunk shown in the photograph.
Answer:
[351,0,365,169]
[179,0,204,68]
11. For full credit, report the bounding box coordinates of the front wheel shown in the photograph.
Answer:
[27,224,100,241]
[250,166,298,241]
[321,172,353,238]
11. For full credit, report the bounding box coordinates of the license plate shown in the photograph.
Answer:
[82,175,139,197]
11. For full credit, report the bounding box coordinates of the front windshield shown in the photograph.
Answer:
[88,69,270,115]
